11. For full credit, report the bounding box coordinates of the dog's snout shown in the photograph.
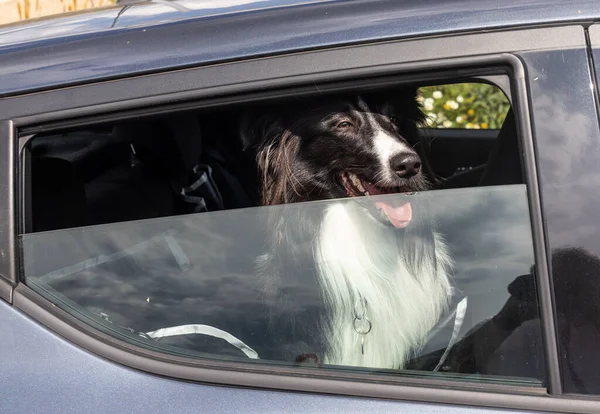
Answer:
[390,153,421,178]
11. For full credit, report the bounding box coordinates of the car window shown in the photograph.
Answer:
[18,81,545,387]
[21,186,543,383]
[419,83,510,130]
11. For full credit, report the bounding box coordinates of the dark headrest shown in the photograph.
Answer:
[31,156,88,232]
[478,108,523,186]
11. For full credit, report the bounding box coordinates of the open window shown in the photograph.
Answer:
[18,72,545,389]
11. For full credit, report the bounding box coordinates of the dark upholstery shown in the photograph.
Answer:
[436,108,522,190]
[31,156,88,232]
[84,121,181,225]
[85,114,254,225]
[477,108,523,186]
[31,115,256,231]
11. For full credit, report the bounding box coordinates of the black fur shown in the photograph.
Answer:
[241,89,434,205]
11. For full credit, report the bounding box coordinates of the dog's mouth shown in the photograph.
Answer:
[340,172,415,229]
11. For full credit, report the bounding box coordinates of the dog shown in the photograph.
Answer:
[240,89,453,370]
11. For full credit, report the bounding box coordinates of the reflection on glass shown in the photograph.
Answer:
[21,184,544,385]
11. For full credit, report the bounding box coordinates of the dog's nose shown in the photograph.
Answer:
[390,153,421,178]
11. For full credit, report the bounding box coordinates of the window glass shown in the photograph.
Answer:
[21,185,543,384]
[20,82,545,387]
[419,84,510,129]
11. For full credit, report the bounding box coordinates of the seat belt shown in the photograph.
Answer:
[146,324,259,359]
[165,115,224,213]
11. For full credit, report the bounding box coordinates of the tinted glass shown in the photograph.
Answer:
[21,185,544,386]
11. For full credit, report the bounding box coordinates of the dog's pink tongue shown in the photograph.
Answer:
[375,201,412,228]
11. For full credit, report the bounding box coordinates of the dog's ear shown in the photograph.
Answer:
[239,111,283,151]
[239,109,305,206]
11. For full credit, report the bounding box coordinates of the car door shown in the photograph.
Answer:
[2,5,600,413]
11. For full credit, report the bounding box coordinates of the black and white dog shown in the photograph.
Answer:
[240,89,453,370]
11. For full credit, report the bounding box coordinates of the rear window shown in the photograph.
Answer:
[19,80,545,386]
[419,83,510,129]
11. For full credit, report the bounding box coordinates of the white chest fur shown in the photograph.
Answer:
[314,202,452,369]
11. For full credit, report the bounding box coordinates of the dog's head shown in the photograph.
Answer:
[240,89,432,226]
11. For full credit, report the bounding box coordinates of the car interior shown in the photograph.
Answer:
[24,81,521,234]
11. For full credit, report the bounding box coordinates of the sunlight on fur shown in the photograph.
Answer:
[315,202,452,369]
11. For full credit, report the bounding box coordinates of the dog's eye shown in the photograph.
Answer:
[389,116,398,124]
[337,121,354,129]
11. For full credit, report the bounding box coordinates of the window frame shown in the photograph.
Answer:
[1,24,594,412]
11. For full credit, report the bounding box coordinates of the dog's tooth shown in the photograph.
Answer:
[356,181,365,192]
[365,191,370,196]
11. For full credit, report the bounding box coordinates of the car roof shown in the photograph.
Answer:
[0,0,598,97]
